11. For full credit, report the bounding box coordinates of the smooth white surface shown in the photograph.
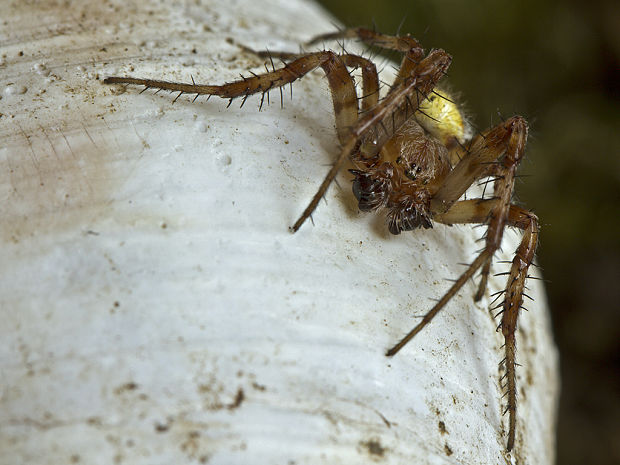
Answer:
[0,1,558,464]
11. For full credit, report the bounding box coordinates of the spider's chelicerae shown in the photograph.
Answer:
[104,27,539,452]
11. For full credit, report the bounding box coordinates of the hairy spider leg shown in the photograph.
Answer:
[104,51,358,143]
[247,48,381,113]
[388,116,535,451]
[432,116,528,301]
[307,27,423,54]
[306,27,426,97]
[434,200,538,451]
[104,51,380,228]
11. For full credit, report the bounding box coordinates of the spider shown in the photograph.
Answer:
[103,27,539,453]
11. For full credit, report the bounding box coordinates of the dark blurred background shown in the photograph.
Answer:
[315,0,620,463]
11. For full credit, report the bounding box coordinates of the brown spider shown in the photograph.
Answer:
[103,27,539,452]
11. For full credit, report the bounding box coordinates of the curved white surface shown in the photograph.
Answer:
[0,1,558,464]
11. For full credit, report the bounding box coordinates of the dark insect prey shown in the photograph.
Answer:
[103,27,540,452]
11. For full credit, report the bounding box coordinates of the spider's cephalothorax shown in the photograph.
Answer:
[350,76,468,235]
[103,27,539,453]
[351,116,455,234]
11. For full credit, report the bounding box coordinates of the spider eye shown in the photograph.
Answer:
[402,162,419,181]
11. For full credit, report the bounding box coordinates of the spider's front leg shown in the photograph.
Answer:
[104,50,365,232]
[387,115,537,451]
[433,200,539,452]
[104,51,359,143]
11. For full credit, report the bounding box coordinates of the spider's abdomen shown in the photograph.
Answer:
[416,86,470,149]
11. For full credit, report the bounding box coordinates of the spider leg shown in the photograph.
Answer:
[104,51,359,143]
[499,208,538,452]
[433,200,538,451]
[244,48,381,112]
[104,51,376,231]
[430,116,528,299]
[307,27,426,98]
[385,248,492,356]
[307,27,423,54]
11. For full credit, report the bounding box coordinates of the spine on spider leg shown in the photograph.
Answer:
[500,214,538,451]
